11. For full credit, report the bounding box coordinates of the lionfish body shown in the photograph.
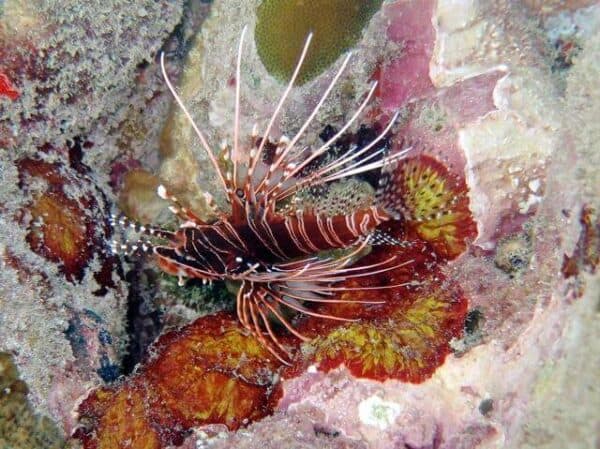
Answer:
[155,205,391,277]
[113,29,412,363]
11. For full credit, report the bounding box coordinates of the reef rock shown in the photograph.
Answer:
[149,1,599,448]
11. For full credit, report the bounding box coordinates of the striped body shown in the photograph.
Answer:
[155,206,391,280]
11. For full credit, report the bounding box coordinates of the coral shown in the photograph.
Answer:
[494,231,533,276]
[76,384,161,449]
[118,168,169,225]
[27,191,93,281]
[17,157,115,285]
[390,155,478,260]
[0,352,65,449]
[255,0,383,84]
[74,312,283,448]
[309,286,467,382]
[283,220,467,383]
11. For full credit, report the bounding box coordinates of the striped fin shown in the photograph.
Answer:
[375,139,416,220]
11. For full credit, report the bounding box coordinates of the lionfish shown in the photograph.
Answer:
[112,28,414,364]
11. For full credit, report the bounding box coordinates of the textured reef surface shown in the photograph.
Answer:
[1,0,599,448]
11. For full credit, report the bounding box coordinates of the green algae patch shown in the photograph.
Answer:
[0,353,65,449]
[255,0,383,85]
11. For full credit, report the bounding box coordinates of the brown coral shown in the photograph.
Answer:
[74,312,283,448]
[27,192,93,281]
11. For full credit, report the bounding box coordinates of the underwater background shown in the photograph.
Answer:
[0,1,599,448]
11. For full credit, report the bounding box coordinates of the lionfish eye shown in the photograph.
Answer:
[235,188,244,198]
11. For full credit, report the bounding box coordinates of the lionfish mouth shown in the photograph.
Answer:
[111,26,415,365]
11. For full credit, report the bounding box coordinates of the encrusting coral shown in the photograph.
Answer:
[17,156,116,285]
[0,353,65,449]
[75,312,283,448]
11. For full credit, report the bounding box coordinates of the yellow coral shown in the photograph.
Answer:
[312,290,467,381]
[94,387,161,449]
[396,156,477,259]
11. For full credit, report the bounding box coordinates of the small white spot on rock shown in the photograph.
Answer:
[358,395,402,430]
[518,193,542,214]
[528,178,541,192]
[157,184,167,199]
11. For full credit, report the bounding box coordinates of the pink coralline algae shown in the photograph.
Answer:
[376,0,436,109]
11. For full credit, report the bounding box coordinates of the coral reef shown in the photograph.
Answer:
[73,114,477,448]
[0,0,191,439]
[75,312,282,448]
[0,352,65,449]
[129,1,597,448]
[0,0,598,448]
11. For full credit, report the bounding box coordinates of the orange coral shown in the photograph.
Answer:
[74,312,284,448]
[27,192,91,281]
[17,157,114,285]
[285,154,475,382]
[75,385,161,449]
[393,155,477,260]
[143,313,282,432]
[308,286,467,382]
[287,231,467,383]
